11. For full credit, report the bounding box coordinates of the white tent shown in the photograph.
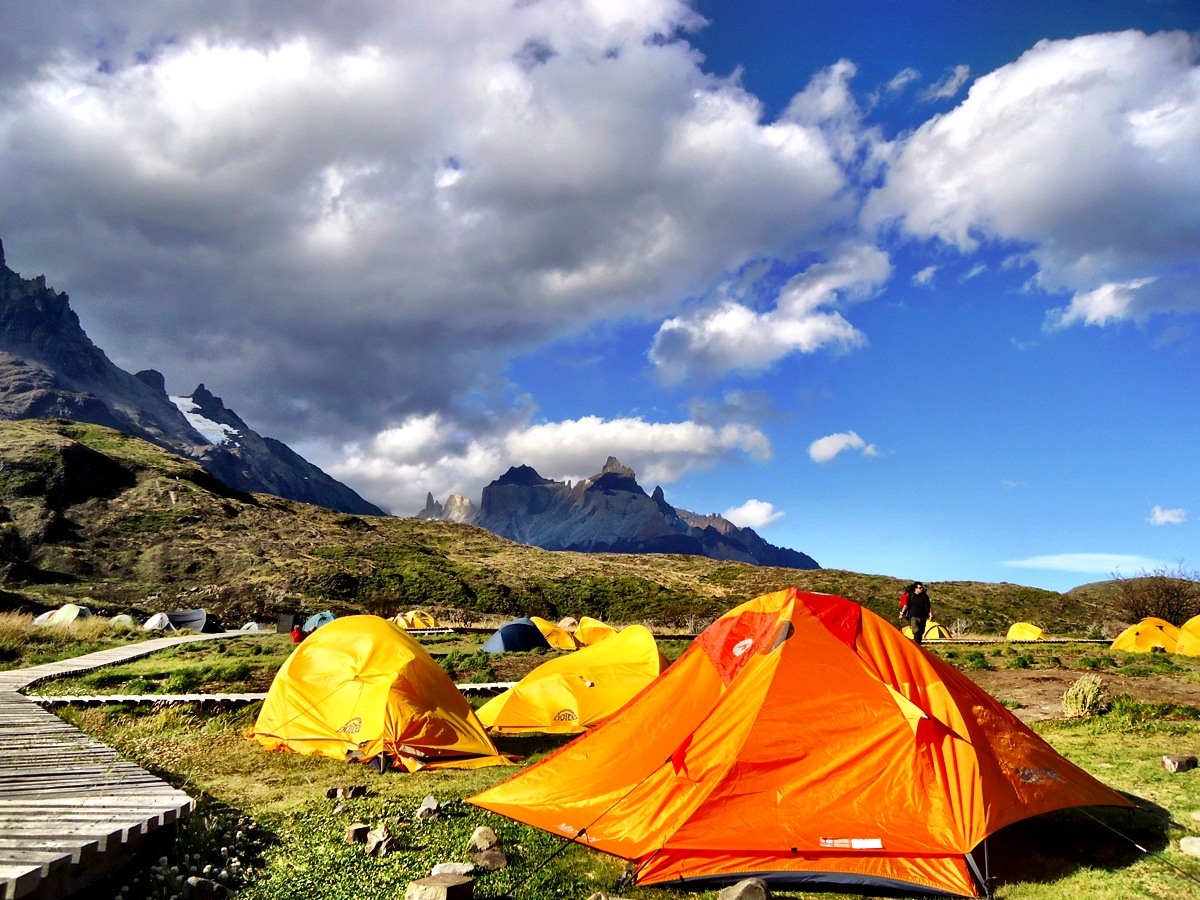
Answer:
[143,612,176,632]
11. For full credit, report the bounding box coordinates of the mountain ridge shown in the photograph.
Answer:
[0,239,381,516]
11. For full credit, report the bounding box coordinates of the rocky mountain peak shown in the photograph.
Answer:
[494,464,554,487]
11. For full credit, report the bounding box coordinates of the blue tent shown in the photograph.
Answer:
[482,618,552,653]
[303,610,335,633]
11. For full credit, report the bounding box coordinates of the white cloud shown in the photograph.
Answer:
[1005,552,1163,574]
[922,64,971,100]
[808,430,879,464]
[962,263,987,281]
[649,242,891,383]
[1148,505,1187,526]
[886,68,921,94]
[867,30,1200,329]
[327,411,772,514]
[0,1,859,442]
[912,265,938,286]
[723,499,784,529]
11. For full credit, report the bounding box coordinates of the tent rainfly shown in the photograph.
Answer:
[482,618,552,653]
[470,588,1133,898]
[143,612,175,631]
[248,615,510,771]
[1006,622,1045,642]
[109,614,136,628]
[1111,617,1180,653]
[41,604,92,626]
[530,616,579,651]
[476,625,666,734]
[303,610,335,633]
[574,616,618,646]
[392,610,439,629]
[902,619,950,641]
[1177,616,1200,656]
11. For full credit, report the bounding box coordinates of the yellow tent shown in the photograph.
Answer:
[1177,616,1200,656]
[902,620,949,641]
[391,609,438,629]
[248,615,509,771]
[530,615,579,651]
[1111,617,1180,653]
[574,616,618,646]
[1006,622,1045,641]
[477,625,666,734]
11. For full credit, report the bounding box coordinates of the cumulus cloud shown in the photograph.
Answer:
[327,410,772,514]
[807,430,878,464]
[1005,552,1163,574]
[649,242,891,383]
[723,499,784,529]
[868,30,1200,328]
[922,64,971,100]
[1148,505,1187,526]
[0,0,858,447]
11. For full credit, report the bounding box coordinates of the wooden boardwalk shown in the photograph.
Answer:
[0,631,247,900]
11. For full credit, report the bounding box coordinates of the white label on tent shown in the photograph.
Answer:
[732,637,754,657]
[820,837,883,850]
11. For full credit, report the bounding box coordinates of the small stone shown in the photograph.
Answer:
[431,862,475,876]
[416,796,444,820]
[1190,810,1200,823]
[467,826,500,852]
[717,877,770,900]
[469,847,507,871]
[1180,836,1200,859]
[1163,755,1198,773]
[404,873,474,900]
[345,823,371,844]
[327,785,367,799]
[365,825,399,857]
[333,803,347,815]
[584,893,608,900]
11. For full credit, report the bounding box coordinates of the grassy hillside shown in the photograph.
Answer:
[0,419,1109,634]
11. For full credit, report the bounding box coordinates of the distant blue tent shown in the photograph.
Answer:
[482,618,552,653]
[303,610,335,633]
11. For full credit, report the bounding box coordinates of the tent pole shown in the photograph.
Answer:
[966,844,992,900]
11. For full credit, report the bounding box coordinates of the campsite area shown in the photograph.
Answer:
[5,611,1200,900]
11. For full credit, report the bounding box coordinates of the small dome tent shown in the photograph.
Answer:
[471,589,1133,897]
[248,615,509,772]
[1006,622,1045,642]
[477,625,666,734]
[1177,616,1200,656]
[42,604,92,626]
[391,610,438,629]
[556,616,579,631]
[530,616,578,651]
[1111,617,1180,653]
[32,610,54,626]
[482,618,552,653]
[303,610,335,633]
[902,620,950,641]
[574,616,618,646]
[108,614,136,628]
[143,612,175,631]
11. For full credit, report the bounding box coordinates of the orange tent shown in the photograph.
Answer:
[470,589,1131,897]
[248,615,509,772]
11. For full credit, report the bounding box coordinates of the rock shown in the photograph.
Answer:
[467,825,500,852]
[345,823,371,844]
[717,877,770,900]
[365,825,399,857]
[333,803,347,815]
[1180,836,1200,859]
[1190,810,1200,823]
[1162,755,1198,773]
[469,847,507,871]
[183,876,231,899]
[431,862,475,876]
[326,785,367,799]
[404,873,474,900]
[416,795,444,820]
[584,893,608,900]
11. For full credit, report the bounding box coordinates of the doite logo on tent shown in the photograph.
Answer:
[338,717,362,735]
[553,710,579,722]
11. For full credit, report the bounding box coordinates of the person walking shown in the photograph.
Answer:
[905,582,932,645]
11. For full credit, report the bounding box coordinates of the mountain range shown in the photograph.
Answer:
[417,456,819,569]
[0,239,381,516]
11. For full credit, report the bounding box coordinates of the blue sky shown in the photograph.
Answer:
[1,1,1197,592]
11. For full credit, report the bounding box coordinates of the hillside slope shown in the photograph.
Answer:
[0,419,1106,633]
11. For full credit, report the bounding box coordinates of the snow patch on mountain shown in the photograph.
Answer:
[170,395,239,446]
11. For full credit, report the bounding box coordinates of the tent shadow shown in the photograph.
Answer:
[981,797,1172,890]
[492,732,579,760]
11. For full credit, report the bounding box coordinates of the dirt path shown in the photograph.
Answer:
[969,668,1200,722]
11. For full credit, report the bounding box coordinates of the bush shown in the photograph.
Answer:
[1062,674,1109,718]
[964,650,991,670]
[1006,653,1035,669]
[1112,563,1200,625]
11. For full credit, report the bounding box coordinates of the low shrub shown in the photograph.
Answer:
[1062,674,1109,718]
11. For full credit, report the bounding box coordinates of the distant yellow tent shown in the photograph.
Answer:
[1110,617,1180,654]
[476,625,666,734]
[902,620,949,641]
[1006,622,1045,642]
[530,615,579,651]
[41,603,92,626]
[574,616,618,646]
[392,609,438,629]
[1174,616,1200,656]
[248,615,509,771]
